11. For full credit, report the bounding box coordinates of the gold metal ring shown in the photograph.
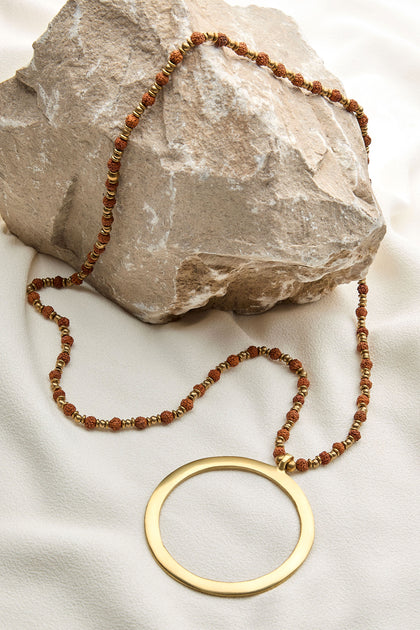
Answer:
[144,456,315,597]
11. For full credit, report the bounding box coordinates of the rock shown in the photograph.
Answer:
[0,0,385,324]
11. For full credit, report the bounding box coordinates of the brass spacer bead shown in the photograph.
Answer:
[281,353,291,364]
[238,351,248,361]
[329,449,339,459]
[119,133,130,142]
[57,398,65,408]
[352,421,362,430]
[345,436,355,447]
[73,412,84,424]
[56,360,65,369]
[296,368,307,377]
[203,377,214,388]
[107,172,120,182]
[62,344,71,352]
[362,369,371,378]
[176,407,186,417]
[121,125,133,136]
[299,386,308,396]
[60,327,69,334]
[259,346,269,355]
[310,458,320,469]
[292,403,302,411]
[216,362,230,372]
[113,149,123,159]
[283,422,293,431]
[188,390,199,400]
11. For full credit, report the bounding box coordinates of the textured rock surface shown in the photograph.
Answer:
[0,0,385,323]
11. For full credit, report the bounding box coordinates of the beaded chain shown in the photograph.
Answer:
[26,31,372,474]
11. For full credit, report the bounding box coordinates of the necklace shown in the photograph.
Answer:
[26,31,372,597]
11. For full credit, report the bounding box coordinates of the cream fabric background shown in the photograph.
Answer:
[0,1,419,629]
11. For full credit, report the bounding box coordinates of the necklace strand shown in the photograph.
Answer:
[25,31,372,474]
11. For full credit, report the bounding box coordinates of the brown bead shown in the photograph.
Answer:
[298,377,310,388]
[357,342,369,352]
[32,278,43,290]
[215,33,229,47]
[291,73,304,87]
[125,114,139,129]
[103,196,116,208]
[180,398,193,411]
[53,276,64,289]
[193,384,206,397]
[49,369,61,381]
[286,409,299,423]
[256,52,270,66]
[273,63,286,78]
[81,265,93,276]
[247,345,259,358]
[105,180,118,192]
[27,291,40,304]
[273,446,285,458]
[53,388,65,401]
[269,347,281,361]
[277,428,290,441]
[70,272,83,285]
[93,245,103,255]
[360,377,372,389]
[319,451,331,465]
[107,158,121,172]
[358,114,369,126]
[358,283,369,295]
[155,72,169,86]
[102,216,114,228]
[289,359,302,373]
[354,410,367,423]
[58,317,70,327]
[85,416,97,430]
[61,335,74,346]
[109,417,122,431]
[349,429,361,441]
[357,326,369,336]
[97,232,110,244]
[115,137,127,151]
[57,352,70,365]
[330,89,342,102]
[160,410,174,425]
[357,394,370,406]
[356,307,367,317]
[347,99,359,112]
[227,354,239,367]
[134,416,148,430]
[208,368,221,382]
[142,93,155,107]
[296,458,309,472]
[293,394,305,405]
[190,31,206,46]
[169,50,183,64]
[235,42,248,56]
[363,135,372,147]
[63,403,76,417]
[42,305,54,319]
[333,441,345,454]
[361,359,373,370]
[311,80,322,94]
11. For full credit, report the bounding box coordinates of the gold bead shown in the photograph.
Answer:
[56,360,65,369]
[352,421,361,429]
[283,422,293,431]
[203,377,214,388]
[216,362,229,372]
[238,351,248,361]
[281,354,291,363]
[177,407,186,417]
[286,458,296,473]
[62,344,70,352]
[259,346,269,355]
[344,436,354,447]
[296,368,307,377]
[189,390,199,400]
[329,449,338,459]
[299,386,308,396]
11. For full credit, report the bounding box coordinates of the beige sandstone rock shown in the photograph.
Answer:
[0,0,385,323]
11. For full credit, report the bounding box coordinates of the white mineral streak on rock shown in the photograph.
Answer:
[0,0,385,323]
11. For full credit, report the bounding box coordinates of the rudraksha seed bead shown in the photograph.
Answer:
[63,403,76,416]
[125,114,139,129]
[286,409,299,423]
[358,283,369,295]
[296,458,309,472]
[142,93,155,107]
[160,410,174,425]
[32,278,43,290]
[155,72,169,86]
[273,63,286,77]
[235,42,248,56]
[103,196,116,208]
[81,265,93,275]
[107,158,121,172]
[311,80,322,94]
[57,352,70,365]
[105,180,118,191]
[57,317,70,327]
[109,417,122,431]
[333,442,345,454]
[49,369,61,381]
[193,384,206,397]
[169,49,183,64]
[293,394,305,405]
[354,410,367,423]
[361,359,373,370]
[360,378,372,389]
[319,451,331,465]
[364,135,372,146]
[97,233,111,244]
[358,114,368,126]
[70,273,83,285]
[53,388,65,401]
[330,89,342,102]
[346,99,359,112]
[61,335,74,346]
[53,276,64,289]
[247,345,259,358]
[102,216,114,228]
[27,291,40,304]
[357,394,370,406]
[291,73,304,87]
[115,137,127,151]
[190,31,206,46]
[42,305,54,319]
[256,52,270,66]
[357,326,369,336]
[297,377,310,388]
[215,32,229,47]
[85,416,97,430]
[289,359,302,373]
[277,428,290,440]
[268,347,281,360]
[357,343,369,354]
[208,368,221,382]
[227,354,240,367]
[180,398,194,411]
[273,446,285,458]
[134,416,148,429]
[356,306,368,317]
[349,429,361,441]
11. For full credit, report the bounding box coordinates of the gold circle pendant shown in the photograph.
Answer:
[144,456,315,597]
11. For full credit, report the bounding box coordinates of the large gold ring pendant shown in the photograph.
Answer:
[144,456,315,597]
